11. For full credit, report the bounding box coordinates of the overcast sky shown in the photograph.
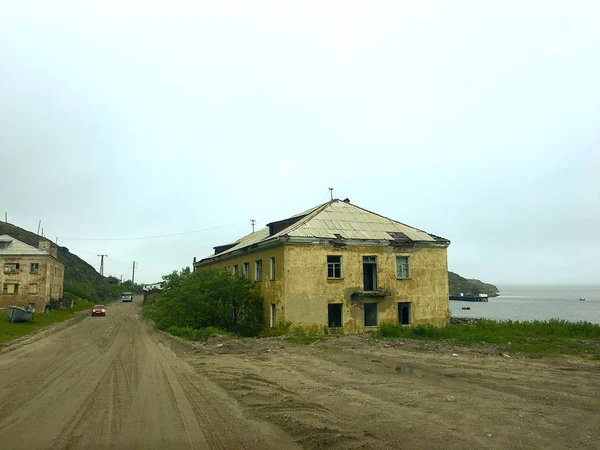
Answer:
[1,1,599,286]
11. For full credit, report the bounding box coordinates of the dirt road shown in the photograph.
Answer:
[1,298,599,449]
[0,297,298,450]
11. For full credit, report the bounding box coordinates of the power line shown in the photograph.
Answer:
[58,222,245,242]
[97,254,108,276]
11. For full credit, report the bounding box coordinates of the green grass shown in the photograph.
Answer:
[378,319,600,357]
[0,298,95,344]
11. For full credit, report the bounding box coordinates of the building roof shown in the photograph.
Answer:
[0,234,58,258]
[197,199,449,264]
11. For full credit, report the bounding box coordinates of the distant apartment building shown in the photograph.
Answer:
[0,235,65,312]
[193,199,450,333]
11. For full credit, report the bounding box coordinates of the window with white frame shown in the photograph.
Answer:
[255,260,262,281]
[327,255,342,278]
[243,262,249,278]
[233,265,239,276]
[396,256,410,279]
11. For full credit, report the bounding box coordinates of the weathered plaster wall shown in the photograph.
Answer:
[195,246,286,327]
[283,244,449,333]
[0,256,65,311]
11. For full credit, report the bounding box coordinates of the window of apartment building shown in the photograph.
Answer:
[30,263,40,274]
[398,302,411,325]
[2,283,19,294]
[255,260,263,281]
[243,262,249,278]
[327,255,342,279]
[28,283,39,295]
[4,263,20,274]
[328,303,343,328]
[396,256,410,279]
[362,256,377,290]
[270,303,276,328]
[364,303,378,327]
[233,265,239,276]
[269,257,276,280]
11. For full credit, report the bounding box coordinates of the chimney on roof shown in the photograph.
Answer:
[39,240,58,258]
[343,198,350,203]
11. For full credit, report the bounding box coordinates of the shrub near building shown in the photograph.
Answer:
[144,268,263,337]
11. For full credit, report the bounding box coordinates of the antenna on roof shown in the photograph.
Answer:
[328,187,334,200]
[251,219,256,233]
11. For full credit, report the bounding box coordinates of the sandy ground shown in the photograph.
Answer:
[0,297,598,449]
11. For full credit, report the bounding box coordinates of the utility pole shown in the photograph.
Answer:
[132,261,137,284]
[329,187,334,200]
[97,254,108,276]
[5,212,7,223]
[120,275,123,284]
[37,220,41,235]
[251,219,256,232]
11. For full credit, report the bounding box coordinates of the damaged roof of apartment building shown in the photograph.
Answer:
[197,199,450,265]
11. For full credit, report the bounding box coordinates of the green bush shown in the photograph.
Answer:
[262,321,292,337]
[144,268,264,337]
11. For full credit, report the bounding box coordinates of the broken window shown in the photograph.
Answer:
[4,263,19,274]
[255,260,262,281]
[270,303,276,328]
[29,283,39,295]
[396,256,410,279]
[2,283,19,294]
[30,263,40,274]
[233,265,239,276]
[398,302,411,325]
[242,262,249,278]
[270,257,276,280]
[364,303,378,327]
[362,256,377,290]
[327,255,342,278]
[328,303,343,328]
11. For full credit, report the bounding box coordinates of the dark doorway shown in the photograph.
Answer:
[362,256,377,291]
[398,302,411,325]
[364,303,378,327]
[328,303,343,328]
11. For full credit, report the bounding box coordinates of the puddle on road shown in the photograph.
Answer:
[395,365,423,376]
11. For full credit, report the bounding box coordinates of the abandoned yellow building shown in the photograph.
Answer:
[194,199,450,333]
[0,235,65,312]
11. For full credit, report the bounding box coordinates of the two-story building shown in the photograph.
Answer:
[194,199,450,333]
[0,235,65,312]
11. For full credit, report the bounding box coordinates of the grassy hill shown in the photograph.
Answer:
[449,271,499,297]
[0,222,133,303]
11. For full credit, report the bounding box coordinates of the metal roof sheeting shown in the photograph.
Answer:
[200,200,446,261]
[0,234,53,257]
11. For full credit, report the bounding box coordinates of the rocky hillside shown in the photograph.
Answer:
[0,222,112,302]
[448,271,499,297]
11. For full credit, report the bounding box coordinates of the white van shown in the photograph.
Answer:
[121,292,133,302]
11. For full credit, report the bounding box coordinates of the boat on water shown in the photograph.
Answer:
[6,305,35,323]
[579,297,586,301]
[449,293,489,302]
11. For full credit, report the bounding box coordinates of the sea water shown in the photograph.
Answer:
[450,285,600,324]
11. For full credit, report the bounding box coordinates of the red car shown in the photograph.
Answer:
[91,305,106,316]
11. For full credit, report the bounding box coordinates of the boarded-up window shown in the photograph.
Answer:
[29,283,39,295]
[364,303,378,327]
[270,257,276,280]
[396,256,410,279]
[328,304,343,328]
[327,256,342,278]
[3,283,19,294]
